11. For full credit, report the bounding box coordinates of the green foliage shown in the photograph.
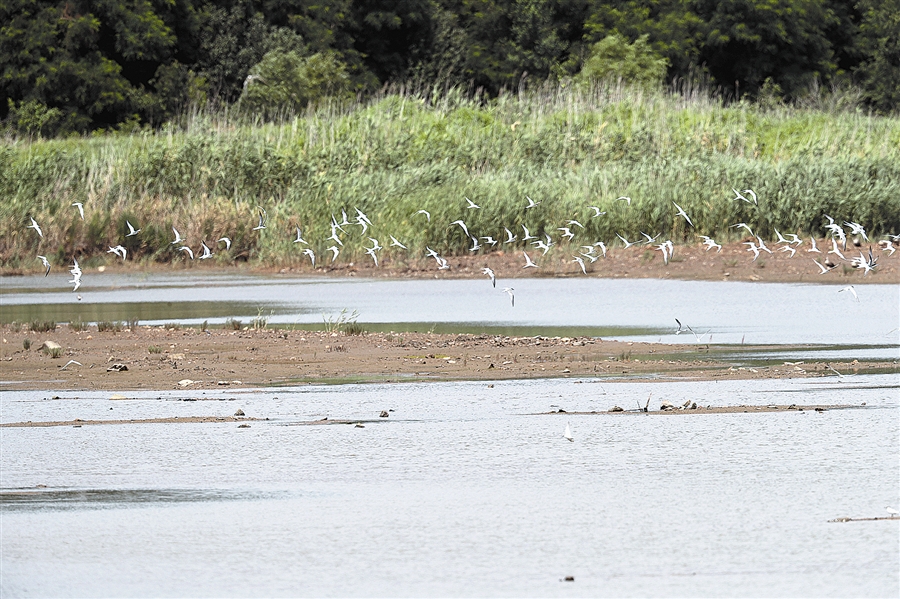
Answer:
[855,0,900,113]
[30,320,56,333]
[578,34,668,87]
[240,51,353,116]
[5,100,63,138]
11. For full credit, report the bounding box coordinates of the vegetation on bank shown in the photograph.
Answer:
[2,83,899,269]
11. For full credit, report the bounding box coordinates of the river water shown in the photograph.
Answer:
[2,273,899,349]
[2,376,899,597]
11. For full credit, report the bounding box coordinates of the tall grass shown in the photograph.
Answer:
[2,81,899,268]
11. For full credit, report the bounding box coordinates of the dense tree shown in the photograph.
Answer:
[1,0,897,135]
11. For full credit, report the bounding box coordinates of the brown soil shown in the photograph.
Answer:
[3,240,897,284]
[2,324,893,392]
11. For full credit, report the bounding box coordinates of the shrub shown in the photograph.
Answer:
[578,34,668,88]
[30,321,56,333]
[23,338,32,350]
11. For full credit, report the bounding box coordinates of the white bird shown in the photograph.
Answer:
[616,233,635,249]
[699,236,722,252]
[302,248,316,268]
[640,231,660,244]
[829,238,846,260]
[253,207,267,231]
[357,217,376,239]
[588,206,606,218]
[326,245,339,262]
[37,255,51,276]
[563,422,573,442]
[532,240,550,255]
[107,245,127,260]
[339,210,351,228]
[389,235,406,249]
[436,256,449,270]
[368,238,383,252]
[807,237,821,253]
[177,246,194,260]
[523,252,538,268]
[572,256,587,274]
[72,202,85,220]
[594,241,608,257]
[326,227,342,246]
[365,247,379,266]
[731,222,754,236]
[755,236,773,254]
[525,196,541,209]
[450,220,470,238]
[744,242,761,261]
[293,227,308,244]
[887,507,899,518]
[655,242,671,264]
[481,236,498,247]
[773,228,789,244]
[60,359,82,370]
[218,237,232,250]
[813,259,830,274]
[779,245,797,258]
[579,251,598,263]
[522,225,537,241]
[673,202,693,227]
[199,241,213,260]
[27,217,43,238]
[69,258,81,278]
[465,197,480,209]
[878,239,896,256]
[838,286,859,302]
[786,233,803,246]
[415,209,431,222]
[502,287,515,307]
[732,188,758,204]
[558,227,575,240]
[566,220,585,230]
[125,220,140,237]
[504,227,517,244]
[481,267,496,287]
[614,196,631,205]
[469,237,482,252]
[171,227,183,245]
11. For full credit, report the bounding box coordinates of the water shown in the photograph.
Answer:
[3,376,898,597]
[2,273,899,349]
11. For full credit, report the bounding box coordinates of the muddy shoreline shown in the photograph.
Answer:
[2,324,895,392]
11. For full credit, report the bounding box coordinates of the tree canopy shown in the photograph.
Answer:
[2,0,897,134]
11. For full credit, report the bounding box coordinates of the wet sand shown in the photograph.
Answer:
[2,324,894,392]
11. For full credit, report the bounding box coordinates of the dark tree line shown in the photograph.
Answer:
[2,0,898,134]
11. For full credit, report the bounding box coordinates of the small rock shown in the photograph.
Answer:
[608,406,624,412]
[237,424,250,428]
[234,409,245,416]
[379,410,389,418]
[177,379,194,386]
[40,340,61,351]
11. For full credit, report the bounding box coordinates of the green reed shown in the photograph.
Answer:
[2,81,899,268]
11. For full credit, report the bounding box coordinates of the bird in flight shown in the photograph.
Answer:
[699,236,722,252]
[199,241,214,260]
[614,196,631,205]
[253,207,267,231]
[218,237,231,250]
[673,202,693,227]
[616,234,635,249]
[465,197,480,209]
[416,209,431,222]
[572,256,587,274]
[588,206,606,218]
[326,245,340,262]
[504,228,517,244]
[525,196,541,209]
[302,248,316,268]
[37,255,51,276]
[28,217,43,238]
[107,245,127,261]
[523,252,538,268]
[732,188,758,204]
[126,221,141,237]
[838,286,859,302]
[502,287,515,307]
[177,246,194,260]
[481,267,496,287]
[389,235,407,249]
[171,227,184,245]
[294,227,308,244]
[450,220,470,238]
[72,202,85,220]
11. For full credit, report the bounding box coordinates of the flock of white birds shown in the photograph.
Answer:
[25,187,897,305]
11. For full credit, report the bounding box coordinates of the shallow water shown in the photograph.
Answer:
[2,375,898,597]
[2,273,899,350]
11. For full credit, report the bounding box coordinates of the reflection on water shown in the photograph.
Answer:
[1,375,898,597]
[2,272,899,349]
[0,488,283,512]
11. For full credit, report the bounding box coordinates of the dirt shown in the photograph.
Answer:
[2,324,894,392]
[3,240,897,284]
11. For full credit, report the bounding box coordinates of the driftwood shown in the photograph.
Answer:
[829,516,900,523]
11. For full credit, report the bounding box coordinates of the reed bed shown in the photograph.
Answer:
[2,83,899,268]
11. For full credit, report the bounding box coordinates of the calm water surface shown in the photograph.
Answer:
[2,273,899,349]
[2,376,898,597]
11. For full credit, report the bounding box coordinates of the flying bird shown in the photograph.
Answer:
[523,252,538,268]
[525,196,541,209]
[293,228,308,244]
[253,207,267,231]
[588,206,606,218]
[302,248,316,268]
[450,220,470,238]
[177,246,194,260]
[415,209,431,222]
[502,287,515,307]
[838,286,859,302]
[199,241,213,260]
[27,217,43,238]
[673,202,693,227]
[465,197,480,209]
[614,196,631,205]
[72,202,85,220]
[218,237,232,250]
[37,255,51,276]
[481,267,496,287]
[171,227,184,245]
